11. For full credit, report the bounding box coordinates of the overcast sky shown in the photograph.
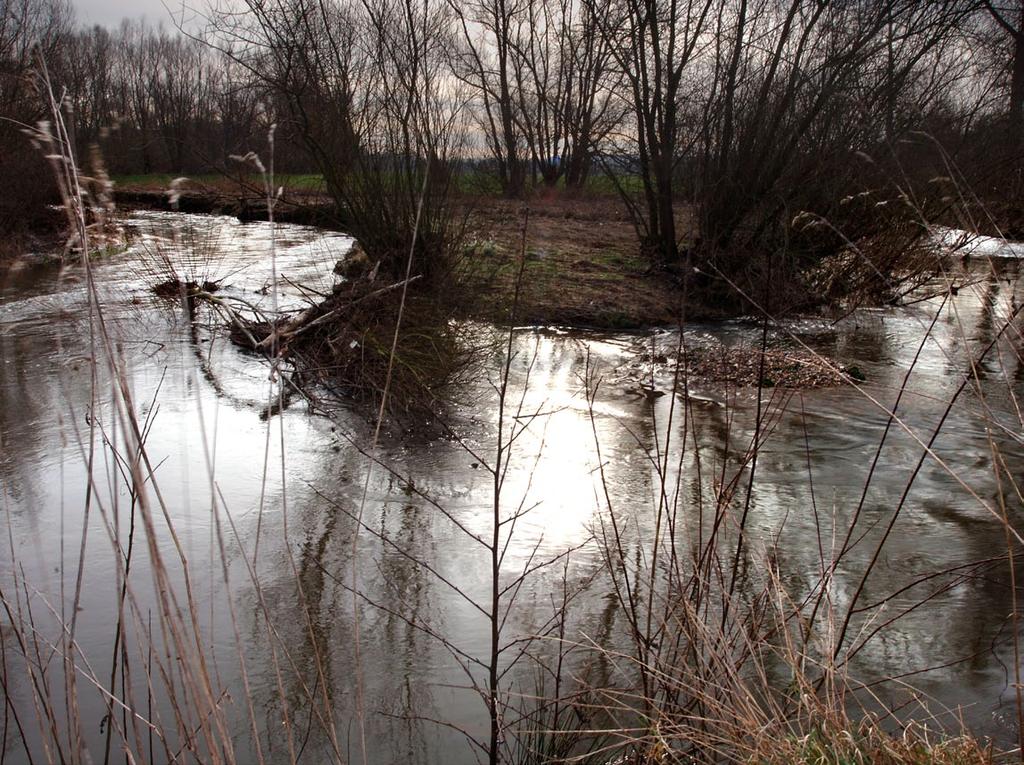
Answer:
[72,0,197,28]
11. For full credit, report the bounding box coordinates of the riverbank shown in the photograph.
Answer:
[0,207,69,267]
[0,177,940,395]
[113,181,338,228]
[111,176,699,329]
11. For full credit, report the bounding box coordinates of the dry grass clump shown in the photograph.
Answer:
[562,548,1003,765]
[152,278,222,300]
[791,169,1005,311]
[677,344,856,388]
[757,721,997,765]
[683,345,858,388]
[810,232,943,308]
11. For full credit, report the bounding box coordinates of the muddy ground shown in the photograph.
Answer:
[458,195,704,328]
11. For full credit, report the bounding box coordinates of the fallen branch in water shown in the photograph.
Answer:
[256,274,423,352]
[176,269,475,424]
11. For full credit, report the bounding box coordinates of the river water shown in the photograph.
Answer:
[1,211,1022,763]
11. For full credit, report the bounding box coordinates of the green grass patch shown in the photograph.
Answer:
[111,172,327,191]
[581,172,644,197]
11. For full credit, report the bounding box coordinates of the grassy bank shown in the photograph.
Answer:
[458,196,696,328]
[110,173,696,329]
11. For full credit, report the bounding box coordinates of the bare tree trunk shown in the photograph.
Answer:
[497,8,526,198]
[1012,10,1024,139]
[985,0,1024,141]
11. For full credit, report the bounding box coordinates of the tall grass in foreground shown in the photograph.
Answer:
[1,58,1023,765]
[2,62,368,765]
[572,306,1022,763]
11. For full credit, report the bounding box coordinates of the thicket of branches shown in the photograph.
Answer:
[3,0,1024,280]
[0,0,70,231]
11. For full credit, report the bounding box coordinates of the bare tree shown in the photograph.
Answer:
[61,24,115,148]
[448,0,529,196]
[588,0,718,266]
[983,0,1024,136]
[201,0,467,281]
[559,0,624,187]
[149,29,215,172]
[690,0,977,291]
[509,0,623,188]
[47,19,269,176]
[0,0,72,231]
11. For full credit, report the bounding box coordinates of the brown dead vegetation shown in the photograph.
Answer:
[458,195,701,328]
[223,271,478,424]
[618,343,861,391]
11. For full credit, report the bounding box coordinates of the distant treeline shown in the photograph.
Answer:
[3,0,1023,280]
